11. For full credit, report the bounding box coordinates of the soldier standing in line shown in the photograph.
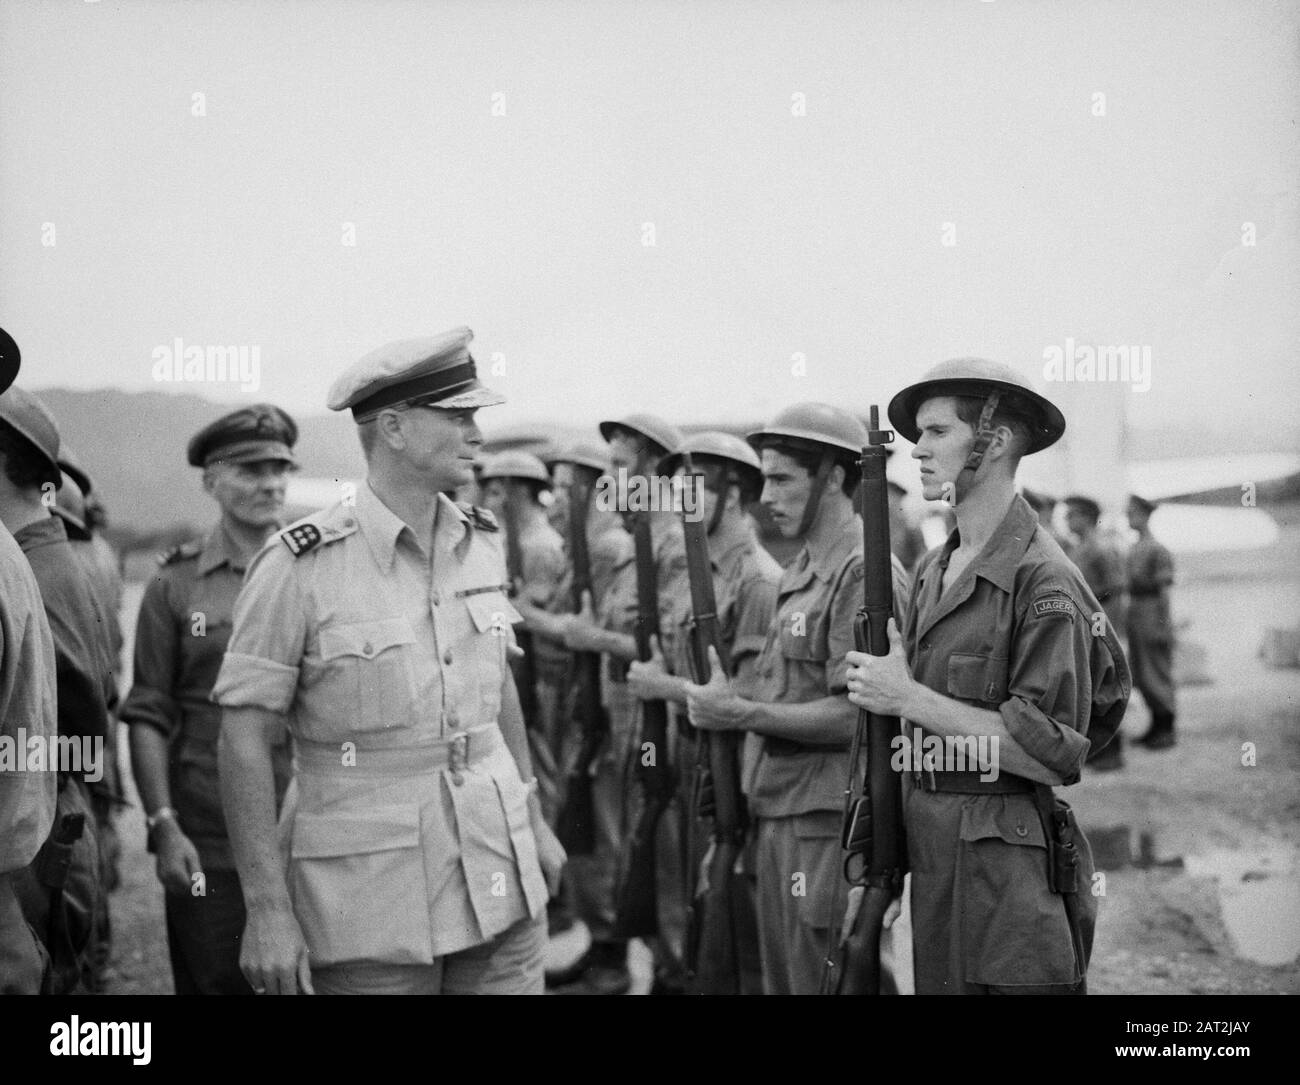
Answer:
[0,343,59,995]
[1125,494,1177,750]
[626,431,780,994]
[477,452,570,826]
[543,414,685,995]
[0,385,114,994]
[846,359,1130,994]
[121,406,298,994]
[684,403,910,995]
[215,328,561,995]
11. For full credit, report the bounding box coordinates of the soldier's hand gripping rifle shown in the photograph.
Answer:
[611,454,675,939]
[679,454,761,995]
[555,466,609,856]
[821,406,906,995]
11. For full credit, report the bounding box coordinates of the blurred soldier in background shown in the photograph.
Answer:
[478,452,569,826]
[1126,495,1177,751]
[0,385,114,994]
[1064,495,1128,772]
[122,405,298,994]
[0,342,59,995]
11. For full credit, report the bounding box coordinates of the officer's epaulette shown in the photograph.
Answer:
[277,507,359,558]
[457,502,500,533]
[157,540,202,567]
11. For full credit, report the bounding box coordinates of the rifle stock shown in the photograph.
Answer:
[823,406,906,996]
[556,470,609,857]
[501,492,541,733]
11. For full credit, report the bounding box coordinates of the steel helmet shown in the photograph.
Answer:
[0,384,62,486]
[0,326,19,396]
[477,450,552,484]
[598,413,683,458]
[547,440,610,474]
[888,358,1065,454]
[658,430,761,479]
[745,402,869,457]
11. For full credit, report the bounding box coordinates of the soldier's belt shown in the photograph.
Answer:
[763,735,850,758]
[913,770,1033,794]
[293,725,502,777]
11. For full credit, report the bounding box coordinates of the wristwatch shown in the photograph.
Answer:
[145,806,178,852]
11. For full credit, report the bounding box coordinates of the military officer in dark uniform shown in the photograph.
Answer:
[847,359,1131,994]
[121,405,298,994]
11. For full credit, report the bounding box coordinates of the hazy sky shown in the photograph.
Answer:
[2,0,1297,443]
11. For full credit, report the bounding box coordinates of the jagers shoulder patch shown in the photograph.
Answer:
[1032,594,1076,620]
[280,523,323,557]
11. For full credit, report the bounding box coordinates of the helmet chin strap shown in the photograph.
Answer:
[797,449,836,537]
[952,390,1001,505]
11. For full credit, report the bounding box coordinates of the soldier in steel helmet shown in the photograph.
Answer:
[543,414,687,994]
[626,431,781,993]
[213,328,561,995]
[683,403,910,995]
[477,451,569,826]
[121,404,299,994]
[845,359,1131,994]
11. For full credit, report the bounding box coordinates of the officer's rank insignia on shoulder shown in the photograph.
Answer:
[280,522,324,557]
[458,502,499,532]
[1032,594,1076,620]
[157,540,201,566]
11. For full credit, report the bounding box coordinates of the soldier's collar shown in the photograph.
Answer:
[356,482,472,570]
[804,512,859,580]
[940,495,1036,593]
[199,519,270,575]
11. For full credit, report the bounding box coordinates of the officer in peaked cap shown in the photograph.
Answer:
[213,327,560,996]
[683,403,910,995]
[847,359,1131,994]
[123,404,299,994]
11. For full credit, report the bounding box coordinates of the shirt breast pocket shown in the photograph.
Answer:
[316,617,418,736]
[946,652,1009,707]
[463,593,522,722]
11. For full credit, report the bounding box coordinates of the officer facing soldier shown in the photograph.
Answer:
[847,359,1131,994]
[214,328,562,995]
[122,405,298,994]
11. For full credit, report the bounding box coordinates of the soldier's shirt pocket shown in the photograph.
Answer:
[289,803,432,966]
[464,592,521,710]
[945,652,1008,706]
[956,800,1078,987]
[316,617,417,734]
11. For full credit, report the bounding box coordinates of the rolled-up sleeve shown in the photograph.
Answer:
[999,591,1099,783]
[211,545,306,714]
[119,575,181,738]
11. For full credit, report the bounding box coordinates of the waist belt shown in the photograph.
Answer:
[913,769,1034,794]
[764,736,850,758]
[293,725,503,777]
[1129,586,1163,598]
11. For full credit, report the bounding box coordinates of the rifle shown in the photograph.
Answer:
[821,406,906,996]
[555,467,609,856]
[678,455,761,995]
[611,455,675,939]
[501,491,541,733]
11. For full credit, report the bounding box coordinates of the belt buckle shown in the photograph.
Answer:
[448,730,470,786]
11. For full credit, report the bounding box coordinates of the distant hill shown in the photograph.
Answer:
[33,387,366,542]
